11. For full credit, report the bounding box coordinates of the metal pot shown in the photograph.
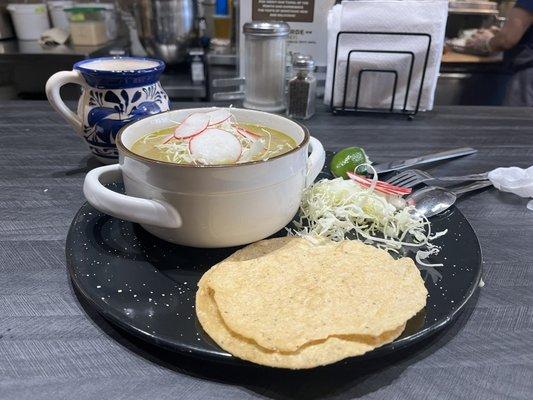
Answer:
[133,0,198,64]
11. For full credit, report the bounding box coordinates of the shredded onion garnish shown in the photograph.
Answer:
[289,174,447,278]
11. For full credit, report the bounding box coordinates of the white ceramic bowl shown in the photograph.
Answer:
[83,107,325,248]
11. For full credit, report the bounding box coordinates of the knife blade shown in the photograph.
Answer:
[372,147,477,174]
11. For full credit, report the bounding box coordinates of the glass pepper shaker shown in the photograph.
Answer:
[287,55,316,120]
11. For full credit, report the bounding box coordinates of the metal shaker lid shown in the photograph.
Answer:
[293,55,314,69]
[243,21,290,37]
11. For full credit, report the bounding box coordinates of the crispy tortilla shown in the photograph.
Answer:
[196,286,405,369]
[202,238,426,352]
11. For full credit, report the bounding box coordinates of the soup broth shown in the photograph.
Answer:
[130,110,297,165]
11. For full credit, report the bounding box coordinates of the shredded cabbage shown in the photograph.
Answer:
[289,177,446,274]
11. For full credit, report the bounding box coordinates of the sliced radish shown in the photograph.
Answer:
[174,113,210,139]
[236,126,261,141]
[189,128,242,165]
[347,172,412,196]
[231,122,261,138]
[206,109,231,126]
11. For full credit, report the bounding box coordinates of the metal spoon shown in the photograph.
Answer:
[406,180,493,218]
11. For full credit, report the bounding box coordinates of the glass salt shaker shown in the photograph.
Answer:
[243,21,290,112]
[287,56,316,120]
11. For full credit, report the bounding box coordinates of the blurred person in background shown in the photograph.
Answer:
[467,0,533,106]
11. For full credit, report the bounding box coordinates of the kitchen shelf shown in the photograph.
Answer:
[442,51,503,63]
[448,9,499,15]
[159,73,206,100]
[0,38,128,57]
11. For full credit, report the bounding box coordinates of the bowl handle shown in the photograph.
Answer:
[306,137,326,187]
[83,164,182,229]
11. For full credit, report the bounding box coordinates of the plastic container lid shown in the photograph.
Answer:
[64,7,107,13]
[7,4,48,13]
[243,21,290,37]
[215,0,228,15]
[64,7,107,22]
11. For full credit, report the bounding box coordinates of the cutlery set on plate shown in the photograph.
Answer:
[372,147,492,217]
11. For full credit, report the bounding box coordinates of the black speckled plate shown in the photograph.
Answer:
[66,168,482,367]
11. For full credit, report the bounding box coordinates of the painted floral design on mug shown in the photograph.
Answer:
[83,84,168,152]
[46,57,170,164]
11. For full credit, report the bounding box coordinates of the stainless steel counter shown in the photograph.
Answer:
[0,38,128,58]
[0,38,207,101]
[160,71,206,100]
[0,38,129,99]
[0,38,510,105]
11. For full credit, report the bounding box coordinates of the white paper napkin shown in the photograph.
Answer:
[488,166,533,210]
[325,0,448,111]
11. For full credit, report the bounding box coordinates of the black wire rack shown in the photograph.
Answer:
[329,31,432,118]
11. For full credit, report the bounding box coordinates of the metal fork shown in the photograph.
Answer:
[386,169,489,188]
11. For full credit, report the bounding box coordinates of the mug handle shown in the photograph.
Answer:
[45,70,86,133]
[83,164,182,229]
[306,136,326,187]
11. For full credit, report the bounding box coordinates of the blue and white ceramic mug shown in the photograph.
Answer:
[46,57,170,163]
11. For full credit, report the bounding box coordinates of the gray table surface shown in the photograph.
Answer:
[1,101,532,400]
